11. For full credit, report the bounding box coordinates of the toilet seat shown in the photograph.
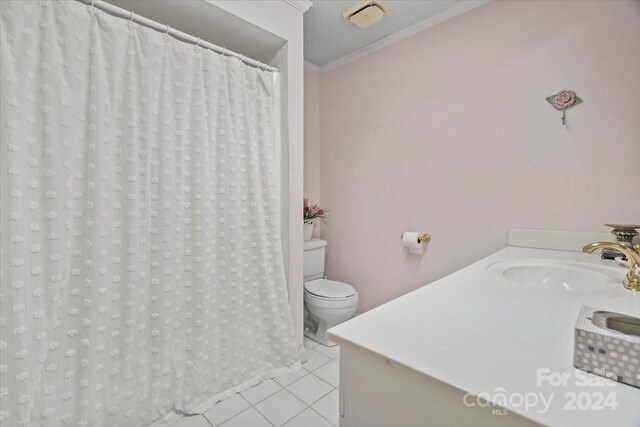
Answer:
[305,291,358,309]
[304,278,356,300]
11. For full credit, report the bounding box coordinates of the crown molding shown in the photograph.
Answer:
[312,0,488,74]
[282,0,313,13]
[304,60,321,74]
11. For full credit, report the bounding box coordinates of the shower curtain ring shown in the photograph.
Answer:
[165,25,170,35]
[130,11,134,22]
[196,37,200,47]
[221,47,226,56]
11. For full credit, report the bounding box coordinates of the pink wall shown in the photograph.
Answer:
[304,70,321,204]
[304,70,322,238]
[314,0,640,312]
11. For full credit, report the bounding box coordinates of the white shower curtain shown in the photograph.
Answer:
[0,1,299,426]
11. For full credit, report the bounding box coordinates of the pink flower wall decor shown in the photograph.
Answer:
[546,90,583,125]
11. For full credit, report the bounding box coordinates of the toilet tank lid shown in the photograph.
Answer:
[305,279,356,299]
[303,239,327,251]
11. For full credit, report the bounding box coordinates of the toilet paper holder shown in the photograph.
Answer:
[400,233,431,244]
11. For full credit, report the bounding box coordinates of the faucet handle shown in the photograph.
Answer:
[583,242,640,291]
[603,224,640,260]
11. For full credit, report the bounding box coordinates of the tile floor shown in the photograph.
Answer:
[170,338,340,427]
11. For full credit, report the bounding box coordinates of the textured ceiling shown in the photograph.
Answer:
[305,0,472,67]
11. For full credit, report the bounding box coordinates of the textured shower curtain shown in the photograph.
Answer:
[0,1,299,426]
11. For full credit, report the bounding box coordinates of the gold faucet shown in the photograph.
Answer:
[583,242,640,291]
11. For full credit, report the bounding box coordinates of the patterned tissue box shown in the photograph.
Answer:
[574,305,640,388]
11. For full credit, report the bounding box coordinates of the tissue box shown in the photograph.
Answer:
[574,305,640,388]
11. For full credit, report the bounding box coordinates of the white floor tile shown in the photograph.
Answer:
[254,388,307,426]
[273,368,307,387]
[219,408,271,427]
[303,337,319,349]
[170,414,212,427]
[286,374,333,405]
[312,344,340,359]
[302,348,331,372]
[240,379,281,405]
[312,360,339,388]
[203,394,250,426]
[283,408,334,427]
[311,389,339,426]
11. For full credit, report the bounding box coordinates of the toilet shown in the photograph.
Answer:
[304,239,358,347]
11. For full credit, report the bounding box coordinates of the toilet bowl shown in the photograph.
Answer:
[304,278,358,347]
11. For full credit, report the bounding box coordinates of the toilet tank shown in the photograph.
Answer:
[303,239,327,281]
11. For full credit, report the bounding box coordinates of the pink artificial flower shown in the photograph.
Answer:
[303,198,329,224]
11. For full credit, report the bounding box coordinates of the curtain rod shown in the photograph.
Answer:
[77,0,278,72]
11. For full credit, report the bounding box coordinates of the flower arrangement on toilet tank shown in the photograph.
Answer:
[304,198,328,241]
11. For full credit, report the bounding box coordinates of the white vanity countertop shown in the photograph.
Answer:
[328,246,640,426]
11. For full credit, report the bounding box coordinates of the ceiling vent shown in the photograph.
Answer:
[342,0,390,29]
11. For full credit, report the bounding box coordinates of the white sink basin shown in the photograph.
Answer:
[488,259,621,291]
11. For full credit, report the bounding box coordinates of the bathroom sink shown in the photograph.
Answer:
[487,259,620,291]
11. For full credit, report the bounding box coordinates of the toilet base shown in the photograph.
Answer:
[304,327,339,347]
[304,303,350,347]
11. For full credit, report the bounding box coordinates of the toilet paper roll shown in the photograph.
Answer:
[402,232,422,249]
